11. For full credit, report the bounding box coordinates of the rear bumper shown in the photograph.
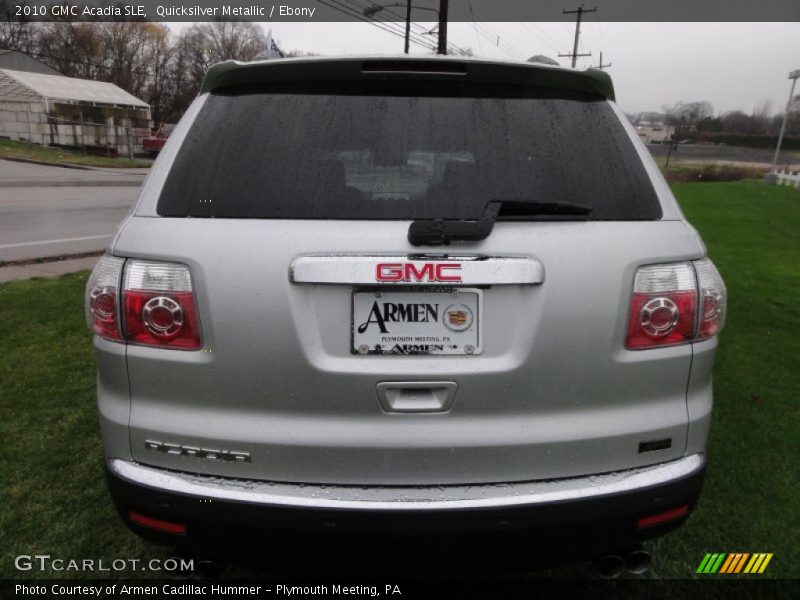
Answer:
[107,454,705,555]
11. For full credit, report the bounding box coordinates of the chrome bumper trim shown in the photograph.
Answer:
[109,454,704,511]
[289,255,544,286]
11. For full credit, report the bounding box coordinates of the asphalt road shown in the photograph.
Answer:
[0,186,138,262]
[647,143,799,167]
[0,158,148,186]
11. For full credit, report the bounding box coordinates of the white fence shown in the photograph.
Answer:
[776,169,800,188]
[43,115,150,158]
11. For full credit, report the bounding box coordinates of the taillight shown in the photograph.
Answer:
[626,263,697,349]
[626,260,726,350]
[122,260,202,350]
[85,255,124,340]
[694,259,727,341]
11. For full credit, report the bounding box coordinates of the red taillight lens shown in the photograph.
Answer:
[85,255,124,340]
[122,260,202,350]
[626,260,726,350]
[695,259,727,341]
[626,263,697,349]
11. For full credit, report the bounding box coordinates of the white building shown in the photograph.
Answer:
[0,52,150,156]
[635,122,675,144]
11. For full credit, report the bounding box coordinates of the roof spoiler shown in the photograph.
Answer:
[200,56,615,101]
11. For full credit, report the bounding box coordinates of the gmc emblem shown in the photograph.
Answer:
[375,262,462,282]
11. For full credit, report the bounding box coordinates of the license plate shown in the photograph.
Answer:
[352,289,482,355]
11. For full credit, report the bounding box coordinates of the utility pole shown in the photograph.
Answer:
[437,0,448,55]
[404,0,411,54]
[593,51,611,70]
[559,4,596,68]
[768,69,800,176]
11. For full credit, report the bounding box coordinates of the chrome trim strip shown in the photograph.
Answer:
[289,255,544,286]
[109,454,704,511]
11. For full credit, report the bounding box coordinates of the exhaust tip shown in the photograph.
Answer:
[594,554,625,578]
[165,554,193,580]
[625,549,653,574]
[195,558,225,581]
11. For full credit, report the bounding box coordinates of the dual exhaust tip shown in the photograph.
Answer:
[594,547,653,578]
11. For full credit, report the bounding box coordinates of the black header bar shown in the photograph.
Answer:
[4,0,800,23]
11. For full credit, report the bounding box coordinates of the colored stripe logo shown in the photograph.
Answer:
[696,553,773,574]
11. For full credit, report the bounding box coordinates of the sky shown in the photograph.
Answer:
[169,22,800,115]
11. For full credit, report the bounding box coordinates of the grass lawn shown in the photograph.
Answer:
[645,182,800,579]
[0,140,152,169]
[0,182,797,580]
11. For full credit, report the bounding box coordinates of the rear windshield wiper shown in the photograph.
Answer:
[407,199,593,246]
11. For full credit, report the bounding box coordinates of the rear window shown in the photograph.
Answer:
[158,82,661,220]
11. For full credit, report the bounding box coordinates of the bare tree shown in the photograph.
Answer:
[180,22,266,72]
[284,49,321,57]
[751,98,773,133]
[36,22,106,79]
[449,46,474,57]
[100,22,151,97]
[624,112,640,126]
[165,23,266,119]
[0,1,38,53]
[662,101,714,131]
[142,24,173,123]
[720,110,761,134]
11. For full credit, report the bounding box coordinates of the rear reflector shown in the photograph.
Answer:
[637,504,689,529]
[128,511,187,535]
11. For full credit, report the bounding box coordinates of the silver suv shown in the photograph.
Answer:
[86,56,725,565]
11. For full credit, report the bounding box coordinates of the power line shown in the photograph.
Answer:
[541,0,577,38]
[354,0,465,52]
[340,0,440,52]
[466,0,484,56]
[338,0,438,51]
[463,26,518,59]
[505,0,563,55]
[318,0,437,52]
[448,4,524,60]
[345,0,469,55]
[579,38,589,69]
[358,0,471,56]
[593,21,609,56]
[585,22,612,71]
[370,0,476,56]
